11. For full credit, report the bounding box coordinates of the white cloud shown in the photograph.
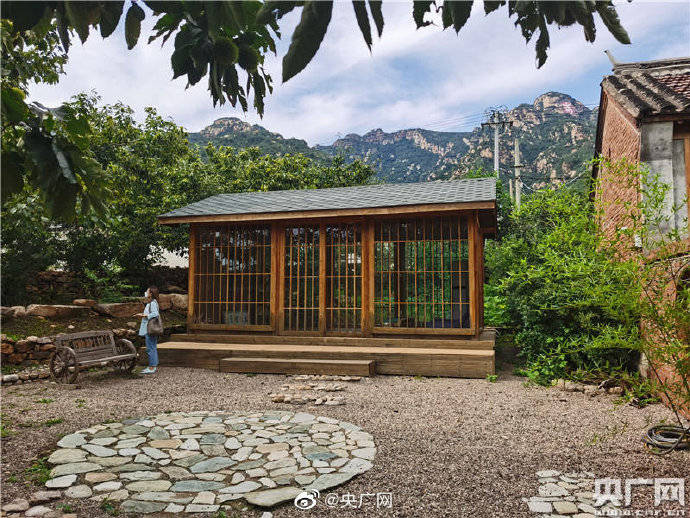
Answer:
[29,1,690,145]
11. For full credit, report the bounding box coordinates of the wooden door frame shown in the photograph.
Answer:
[274,221,365,337]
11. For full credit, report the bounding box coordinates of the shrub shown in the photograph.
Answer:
[487,185,641,384]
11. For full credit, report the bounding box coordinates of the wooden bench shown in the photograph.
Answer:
[49,330,138,383]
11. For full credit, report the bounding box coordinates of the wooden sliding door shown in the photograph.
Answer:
[372,215,474,334]
[191,224,272,330]
[325,223,363,334]
[283,226,320,333]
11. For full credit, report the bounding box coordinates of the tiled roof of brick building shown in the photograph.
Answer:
[601,56,690,120]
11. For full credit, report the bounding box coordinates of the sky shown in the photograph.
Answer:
[29,1,690,146]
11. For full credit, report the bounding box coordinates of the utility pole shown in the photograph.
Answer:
[481,108,513,177]
[513,137,524,210]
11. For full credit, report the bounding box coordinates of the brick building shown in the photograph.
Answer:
[593,56,690,416]
[594,55,690,241]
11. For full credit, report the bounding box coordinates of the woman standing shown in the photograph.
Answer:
[136,286,162,374]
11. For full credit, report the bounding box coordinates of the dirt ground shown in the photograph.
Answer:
[1,367,688,517]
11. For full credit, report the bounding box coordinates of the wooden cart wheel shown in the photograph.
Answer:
[49,347,78,383]
[114,340,138,373]
[114,356,138,373]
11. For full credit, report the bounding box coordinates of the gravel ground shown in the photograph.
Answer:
[1,367,688,517]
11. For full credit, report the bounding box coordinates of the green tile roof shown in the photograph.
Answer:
[159,178,496,220]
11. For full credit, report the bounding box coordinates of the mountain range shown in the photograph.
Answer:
[187,92,597,187]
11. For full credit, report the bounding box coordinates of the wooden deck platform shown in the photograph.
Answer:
[158,335,495,378]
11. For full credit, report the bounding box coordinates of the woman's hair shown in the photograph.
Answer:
[148,286,159,301]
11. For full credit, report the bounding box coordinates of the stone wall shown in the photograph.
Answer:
[0,328,137,367]
[22,267,188,306]
[25,271,84,304]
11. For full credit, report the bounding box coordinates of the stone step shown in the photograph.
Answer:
[218,357,376,376]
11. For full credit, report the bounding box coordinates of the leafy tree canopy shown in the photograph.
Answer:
[1,1,629,219]
[1,93,376,304]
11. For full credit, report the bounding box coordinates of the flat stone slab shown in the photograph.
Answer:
[525,470,615,516]
[44,411,376,513]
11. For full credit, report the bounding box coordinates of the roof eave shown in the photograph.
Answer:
[158,200,497,226]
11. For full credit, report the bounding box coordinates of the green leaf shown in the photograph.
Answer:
[64,1,100,43]
[282,1,334,82]
[2,1,50,31]
[352,1,373,49]
[412,0,434,28]
[596,2,630,44]
[125,2,146,50]
[1,87,29,124]
[484,1,504,15]
[443,1,473,33]
[256,1,299,25]
[1,151,25,202]
[100,1,124,38]
[535,15,550,68]
[368,0,384,37]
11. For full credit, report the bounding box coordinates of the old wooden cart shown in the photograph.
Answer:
[50,330,138,383]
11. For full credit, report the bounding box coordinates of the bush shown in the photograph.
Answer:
[0,193,60,305]
[487,186,641,384]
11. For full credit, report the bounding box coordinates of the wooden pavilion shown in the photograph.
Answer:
[157,178,497,377]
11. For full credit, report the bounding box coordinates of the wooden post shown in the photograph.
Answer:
[468,212,479,337]
[187,225,197,327]
[269,223,280,333]
[362,220,375,336]
[276,226,286,335]
[319,224,326,335]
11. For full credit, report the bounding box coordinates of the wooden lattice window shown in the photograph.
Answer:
[284,226,320,332]
[374,216,470,329]
[194,225,271,326]
[325,223,362,333]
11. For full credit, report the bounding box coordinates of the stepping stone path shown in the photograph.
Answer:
[268,375,362,406]
[36,411,375,514]
[523,470,620,517]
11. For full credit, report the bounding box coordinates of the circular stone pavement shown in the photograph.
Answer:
[44,411,376,514]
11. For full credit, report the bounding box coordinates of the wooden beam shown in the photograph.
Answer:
[468,212,479,337]
[277,226,286,335]
[319,223,326,335]
[187,225,197,326]
[158,201,496,225]
[189,323,273,332]
[269,223,280,333]
[372,326,476,336]
[362,220,374,336]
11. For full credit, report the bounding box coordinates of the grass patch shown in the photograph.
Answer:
[35,398,54,404]
[1,364,23,375]
[43,418,64,427]
[100,498,119,516]
[25,457,51,485]
[57,504,74,513]
[1,414,14,437]
[75,398,86,408]
[486,374,499,383]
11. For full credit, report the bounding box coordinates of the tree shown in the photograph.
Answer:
[1,18,107,221]
[2,94,376,299]
[1,1,630,217]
